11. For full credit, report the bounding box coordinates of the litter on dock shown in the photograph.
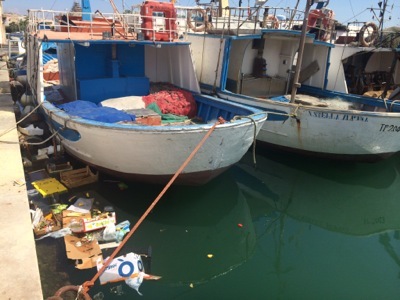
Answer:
[46,161,73,174]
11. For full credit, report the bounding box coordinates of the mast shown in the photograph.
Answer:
[290,0,313,103]
[288,0,301,29]
[378,0,388,32]
[378,0,388,43]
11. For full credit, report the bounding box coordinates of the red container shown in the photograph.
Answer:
[307,8,335,41]
[140,1,178,41]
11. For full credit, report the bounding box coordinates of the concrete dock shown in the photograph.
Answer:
[0,61,43,299]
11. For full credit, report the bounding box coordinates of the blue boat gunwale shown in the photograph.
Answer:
[36,37,192,46]
[300,85,400,114]
[42,94,267,132]
[206,81,400,117]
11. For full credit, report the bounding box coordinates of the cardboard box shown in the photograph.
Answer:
[129,108,162,125]
[62,210,116,233]
[64,235,103,269]
[81,212,116,233]
[135,114,162,125]
[62,210,91,228]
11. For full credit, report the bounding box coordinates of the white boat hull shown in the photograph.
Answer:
[44,102,265,184]
[218,91,400,160]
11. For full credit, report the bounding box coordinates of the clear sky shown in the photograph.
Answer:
[3,0,400,28]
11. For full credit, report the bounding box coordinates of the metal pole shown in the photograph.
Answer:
[290,0,313,103]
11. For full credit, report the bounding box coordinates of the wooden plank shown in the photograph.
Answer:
[299,60,320,83]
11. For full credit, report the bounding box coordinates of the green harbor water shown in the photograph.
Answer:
[35,149,400,299]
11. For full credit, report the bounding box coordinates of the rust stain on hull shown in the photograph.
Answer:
[296,117,302,147]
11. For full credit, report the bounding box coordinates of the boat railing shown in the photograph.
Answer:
[335,21,400,48]
[177,5,336,41]
[27,9,181,42]
[27,5,338,42]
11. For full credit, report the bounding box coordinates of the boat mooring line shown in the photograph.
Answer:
[233,114,260,166]
[292,104,301,118]
[266,111,294,118]
[23,129,60,146]
[0,101,44,139]
[389,100,400,112]
[49,119,222,299]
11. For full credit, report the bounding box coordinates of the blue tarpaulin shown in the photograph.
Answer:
[270,95,290,102]
[57,100,136,123]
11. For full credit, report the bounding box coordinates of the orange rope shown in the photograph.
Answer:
[81,119,222,295]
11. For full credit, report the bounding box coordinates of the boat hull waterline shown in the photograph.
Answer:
[218,90,400,160]
[43,100,266,185]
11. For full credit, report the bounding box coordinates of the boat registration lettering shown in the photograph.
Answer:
[379,124,400,132]
[308,111,368,122]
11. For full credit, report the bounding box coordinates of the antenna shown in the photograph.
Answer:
[367,0,389,33]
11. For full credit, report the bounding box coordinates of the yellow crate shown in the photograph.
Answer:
[32,177,68,197]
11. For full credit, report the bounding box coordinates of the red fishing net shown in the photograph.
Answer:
[143,83,197,118]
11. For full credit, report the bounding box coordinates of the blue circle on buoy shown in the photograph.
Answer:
[137,260,144,272]
[118,261,134,277]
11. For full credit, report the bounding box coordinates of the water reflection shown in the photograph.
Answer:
[96,173,257,285]
[234,149,400,236]
[229,149,400,299]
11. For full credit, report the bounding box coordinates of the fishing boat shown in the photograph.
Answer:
[25,0,267,185]
[327,3,400,98]
[184,0,400,161]
[328,40,400,97]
